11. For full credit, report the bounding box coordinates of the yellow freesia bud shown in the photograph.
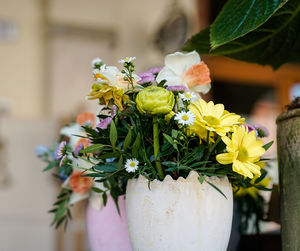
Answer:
[136,86,175,115]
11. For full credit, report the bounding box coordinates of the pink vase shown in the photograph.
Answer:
[86,195,132,251]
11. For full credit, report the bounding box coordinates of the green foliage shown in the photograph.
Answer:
[183,0,300,69]
[49,189,72,230]
[109,120,118,150]
[210,0,286,48]
[79,144,107,153]
[263,141,274,151]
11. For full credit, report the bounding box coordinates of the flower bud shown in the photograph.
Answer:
[136,86,175,115]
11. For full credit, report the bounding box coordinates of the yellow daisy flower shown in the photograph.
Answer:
[188,99,242,140]
[216,126,266,179]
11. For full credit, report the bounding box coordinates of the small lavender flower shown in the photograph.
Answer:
[146,67,163,74]
[138,72,155,84]
[96,117,112,130]
[138,67,163,84]
[56,141,67,160]
[35,145,49,156]
[253,124,269,138]
[167,85,188,92]
[111,105,117,118]
[73,143,84,155]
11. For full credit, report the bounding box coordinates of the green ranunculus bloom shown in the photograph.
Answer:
[136,86,175,115]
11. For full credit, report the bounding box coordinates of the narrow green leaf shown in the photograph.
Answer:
[110,120,117,150]
[161,161,177,167]
[117,155,124,169]
[54,204,66,222]
[81,173,105,177]
[102,192,107,206]
[94,164,118,172]
[132,133,141,158]
[165,166,187,172]
[79,144,107,153]
[171,129,178,139]
[254,169,268,184]
[91,187,104,193]
[43,161,57,172]
[123,129,132,150]
[206,180,227,199]
[163,133,178,151]
[198,175,206,184]
[263,141,274,151]
[55,216,66,229]
[99,152,121,159]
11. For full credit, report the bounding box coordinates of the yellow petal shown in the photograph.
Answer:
[233,160,253,179]
[216,152,235,164]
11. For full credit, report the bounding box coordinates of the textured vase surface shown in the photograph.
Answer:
[86,195,132,251]
[126,171,233,251]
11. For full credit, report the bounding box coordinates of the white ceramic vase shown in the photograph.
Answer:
[126,171,233,251]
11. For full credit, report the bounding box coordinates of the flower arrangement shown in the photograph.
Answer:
[36,112,109,228]
[37,51,273,229]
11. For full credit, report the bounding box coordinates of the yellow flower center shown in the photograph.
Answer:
[203,115,220,125]
[182,115,189,121]
[185,94,191,98]
[237,146,249,162]
[130,162,136,167]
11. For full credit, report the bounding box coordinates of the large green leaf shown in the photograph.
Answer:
[183,0,300,69]
[210,0,286,48]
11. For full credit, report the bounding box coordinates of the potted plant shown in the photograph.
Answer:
[35,111,131,251]
[66,51,272,251]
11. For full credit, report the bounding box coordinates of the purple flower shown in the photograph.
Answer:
[243,124,256,134]
[35,145,49,156]
[56,141,67,160]
[167,85,188,92]
[73,143,84,155]
[59,155,68,167]
[96,117,112,130]
[253,124,269,138]
[146,67,163,74]
[111,105,117,118]
[138,72,155,84]
[138,67,163,84]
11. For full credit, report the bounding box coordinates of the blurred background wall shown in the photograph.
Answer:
[0,0,197,250]
[0,0,299,250]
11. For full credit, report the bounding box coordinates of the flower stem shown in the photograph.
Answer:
[153,116,164,180]
[203,137,221,169]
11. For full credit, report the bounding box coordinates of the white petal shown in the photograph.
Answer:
[165,51,201,73]
[156,67,184,86]
[191,83,211,94]
[88,194,104,211]
[69,192,89,206]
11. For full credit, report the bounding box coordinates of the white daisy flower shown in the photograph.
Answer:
[179,92,197,101]
[91,57,103,68]
[93,69,100,75]
[174,111,196,126]
[125,158,139,173]
[118,57,136,64]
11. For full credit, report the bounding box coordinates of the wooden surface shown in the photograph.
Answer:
[277,108,300,251]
